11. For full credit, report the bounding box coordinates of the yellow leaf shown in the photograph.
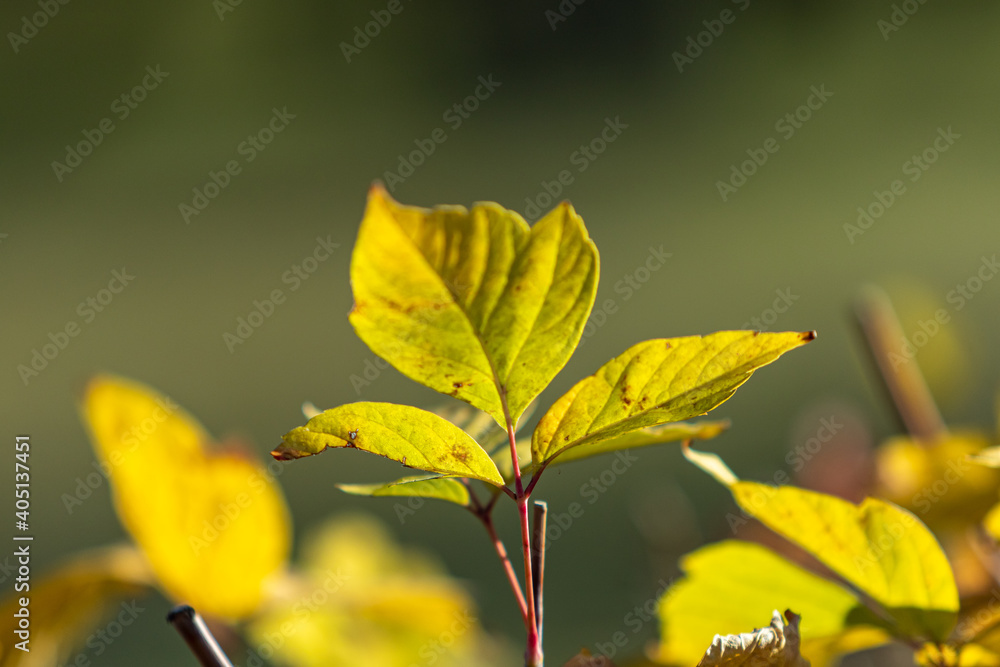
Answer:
[957,623,1000,667]
[533,331,814,466]
[348,185,599,426]
[876,432,1000,529]
[955,645,1000,667]
[274,402,504,486]
[915,642,1000,667]
[0,546,151,667]
[247,515,505,667]
[338,475,471,507]
[82,375,290,620]
[915,643,962,667]
[684,445,959,641]
[542,420,729,468]
[655,541,885,667]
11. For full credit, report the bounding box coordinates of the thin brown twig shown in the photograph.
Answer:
[485,486,504,513]
[167,606,235,667]
[854,285,947,442]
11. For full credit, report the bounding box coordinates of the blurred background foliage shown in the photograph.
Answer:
[2,1,999,665]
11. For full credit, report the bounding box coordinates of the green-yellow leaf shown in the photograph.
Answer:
[684,446,959,641]
[273,402,504,486]
[542,420,729,467]
[531,331,814,465]
[337,475,470,507]
[656,540,886,667]
[348,185,599,426]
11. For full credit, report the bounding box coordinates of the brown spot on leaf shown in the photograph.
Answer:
[802,330,817,341]
[453,382,463,389]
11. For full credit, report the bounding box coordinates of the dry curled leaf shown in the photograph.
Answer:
[697,610,810,667]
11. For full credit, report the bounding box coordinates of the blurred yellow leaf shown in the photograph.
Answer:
[684,446,959,641]
[82,375,290,620]
[655,541,887,667]
[955,602,1000,667]
[0,546,151,667]
[338,475,470,508]
[956,645,1000,666]
[349,185,599,426]
[914,642,1000,666]
[248,515,507,667]
[876,432,1000,528]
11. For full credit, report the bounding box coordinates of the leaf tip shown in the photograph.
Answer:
[270,443,301,461]
[368,180,389,200]
[801,330,817,342]
[365,181,405,216]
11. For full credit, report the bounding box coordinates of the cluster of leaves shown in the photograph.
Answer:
[0,376,504,667]
[0,189,825,667]
[269,186,815,664]
[653,290,1000,667]
[271,187,811,479]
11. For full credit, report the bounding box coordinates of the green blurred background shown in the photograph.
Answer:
[3,1,1000,664]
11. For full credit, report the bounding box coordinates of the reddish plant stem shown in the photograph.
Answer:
[524,460,550,496]
[506,417,543,667]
